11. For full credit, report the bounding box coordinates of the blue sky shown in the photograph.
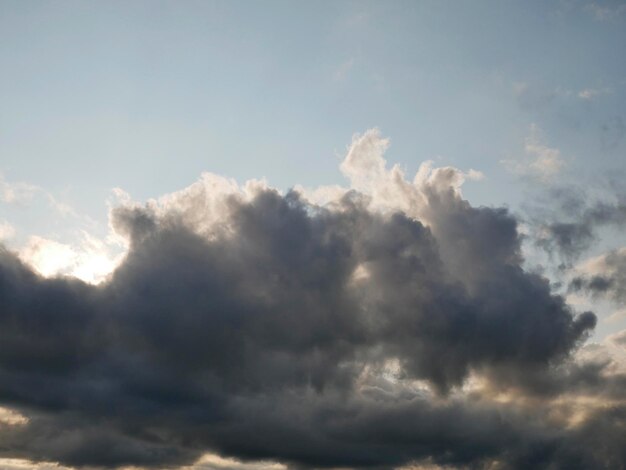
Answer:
[1,0,625,279]
[1,1,624,210]
[1,0,624,307]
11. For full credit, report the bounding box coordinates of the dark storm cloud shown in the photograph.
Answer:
[0,185,606,469]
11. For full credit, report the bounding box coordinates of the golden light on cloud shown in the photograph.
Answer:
[0,459,71,470]
[0,406,28,426]
[183,453,287,470]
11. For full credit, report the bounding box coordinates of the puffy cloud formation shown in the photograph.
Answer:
[0,130,622,469]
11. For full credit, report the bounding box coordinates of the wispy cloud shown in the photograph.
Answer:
[578,87,611,100]
[585,1,626,21]
[0,172,80,218]
[0,174,39,205]
[501,124,565,181]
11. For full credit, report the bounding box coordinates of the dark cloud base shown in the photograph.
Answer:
[0,185,620,470]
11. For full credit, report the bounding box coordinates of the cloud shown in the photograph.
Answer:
[0,174,39,205]
[584,1,626,21]
[501,124,565,182]
[0,459,73,470]
[577,87,611,100]
[183,453,286,470]
[46,194,79,219]
[0,130,622,469]
[606,307,626,323]
[609,329,626,348]
[533,187,626,260]
[0,173,85,221]
[570,248,626,305]
[0,407,28,426]
[17,233,122,284]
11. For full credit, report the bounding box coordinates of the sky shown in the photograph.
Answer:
[0,1,625,469]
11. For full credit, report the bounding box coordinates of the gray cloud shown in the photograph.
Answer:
[532,186,626,260]
[570,248,626,305]
[0,178,603,468]
[1,130,621,469]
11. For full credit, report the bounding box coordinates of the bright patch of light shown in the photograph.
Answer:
[0,406,28,426]
[18,233,123,284]
[350,263,370,283]
[0,459,73,470]
[185,453,287,470]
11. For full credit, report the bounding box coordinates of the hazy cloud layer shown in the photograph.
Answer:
[0,130,623,469]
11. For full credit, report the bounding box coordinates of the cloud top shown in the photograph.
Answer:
[0,130,621,470]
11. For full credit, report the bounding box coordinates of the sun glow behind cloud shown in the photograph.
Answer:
[0,0,625,467]
[17,233,123,284]
[13,129,484,286]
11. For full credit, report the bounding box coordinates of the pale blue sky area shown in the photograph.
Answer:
[0,1,624,257]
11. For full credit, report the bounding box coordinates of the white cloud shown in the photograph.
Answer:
[0,173,82,219]
[524,125,565,177]
[334,129,482,223]
[501,124,565,182]
[106,129,484,240]
[466,168,485,181]
[0,459,72,470]
[46,194,79,218]
[585,2,626,21]
[19,236,76,278]
[292,183,346,206]
[184,453,286,470]
[0,406,28,426]
[15,129,484,288]
[578,87,611,100]
[0,174,39,204]
[18,232,123,284]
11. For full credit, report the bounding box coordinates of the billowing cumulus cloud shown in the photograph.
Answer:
[0,130,623,469]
